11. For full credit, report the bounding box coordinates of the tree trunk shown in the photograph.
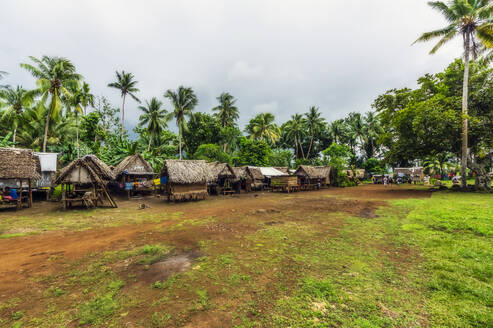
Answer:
[42,109,50,152]
[223,143,227,153]
[76,114,80,158]
[121,93,126,139]
[461,32,470,189]
[469,154,491,191]
[12,127,16,145]
[148,134,152,152]
[307,134,314,158]
[179,124,183,160]
[300,138,305,159]
[294,136,298,159]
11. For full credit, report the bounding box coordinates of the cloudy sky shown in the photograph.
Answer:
[0,0,462,130]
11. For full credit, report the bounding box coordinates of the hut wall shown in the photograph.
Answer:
[270,176,298,187]
[169,183,207,201]
[67,166,93,184]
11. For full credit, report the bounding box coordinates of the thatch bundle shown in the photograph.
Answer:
[207,162,236,183]
[55,155,115,185]
[161,160,210,184]
[0,148,41,180]
[114,153,154,178]
[294,165,331,179]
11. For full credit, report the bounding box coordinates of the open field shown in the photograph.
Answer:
[0,185,491,327]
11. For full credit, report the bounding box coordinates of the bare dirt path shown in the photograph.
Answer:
[0,185,430,299]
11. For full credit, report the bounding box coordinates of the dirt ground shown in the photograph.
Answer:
[0,184,431,326]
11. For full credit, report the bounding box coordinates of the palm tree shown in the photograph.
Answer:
[164,86,198,159]
[362,111,383,157]
[328,119,346,144]
[21,56,81,152]
[108,71,140,139]
[284,113,306,159]
[305,106,326,157]
[138,97,170,151]
[246,113,281,144]
[66,82,94,157]
[0,85,36,144]
[212,92,239,152]
[0,71,7,87]
[415,0,493,188]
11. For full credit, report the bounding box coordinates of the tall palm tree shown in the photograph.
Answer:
[328,119,346,144]
[108,71,140,139]
[21,56,81,152]
[0,71,7,87]
[66,82,95,157]
[415,0,493,188]
[246,113,281,144]
[212,92,239,151]
[305,106,326,157]
[0,85,36,144]
[362,111,383,157]
[138,97,170,151]
[284,113,306,159]
[164,86,198,159]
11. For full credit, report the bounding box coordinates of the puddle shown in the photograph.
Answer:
[141,251,203,283]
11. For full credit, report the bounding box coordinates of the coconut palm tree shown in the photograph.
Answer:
[415,0,493,188]
[138,97,170,151]
[0,85,36,144]
[362,111,383,157]
[164,86,198,159]
[212,92,239,151]
[304,106,326,157]
[108,71,140,139]
[66,82,95,157]
[20,56,81,152]
[284,113,306,159]
[246,113,281,144]
[328,119,346,144]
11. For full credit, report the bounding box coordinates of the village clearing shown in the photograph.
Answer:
[0,184,491,327]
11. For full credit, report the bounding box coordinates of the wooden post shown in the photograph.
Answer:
[28,178,32,208]
[62,183,66,210]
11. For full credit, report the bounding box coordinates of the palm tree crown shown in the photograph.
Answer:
[20,55,81,152]
[305,106,326,157]
[138,97,170,151]
[164,86,198,159]
[108,70,140,138]
[246,113,281,144]
[284,113,306,159]
[212,92,239,128]
[0,85,36,144]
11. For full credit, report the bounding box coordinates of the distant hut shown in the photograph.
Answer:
[394,167,424,183]
[246,167,265,190]
[34,152,58,200]
[274,167,290,175]
[270,167,298,192]
[114,154,155,198]
[207,162,237,195]
[55,155,117,209]
[233,166,252,192]
[0,148,40,209]
[294,165,331,189]
[160,160,209,201]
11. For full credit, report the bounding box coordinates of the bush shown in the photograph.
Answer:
[193,144,231,164]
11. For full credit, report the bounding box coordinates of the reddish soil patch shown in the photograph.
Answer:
[0,184,427,299]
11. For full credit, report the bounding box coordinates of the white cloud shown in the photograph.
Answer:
[228,61,263,80]
[253,101,279,114]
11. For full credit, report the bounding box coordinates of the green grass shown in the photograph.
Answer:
[0,190,491,327]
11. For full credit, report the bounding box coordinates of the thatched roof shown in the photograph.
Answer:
[246,167,264,181]
[207,162,236,182]
[55,155,115,185]
[233,166,249,179]
[114,154,154,177]
[294,165,331,179]
[274,167,290,175]
[161,160,210,184]
[0,148,41,180]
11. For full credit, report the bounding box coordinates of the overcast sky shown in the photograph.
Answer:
[0,0,462,130]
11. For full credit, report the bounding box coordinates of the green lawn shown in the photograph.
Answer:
[0,190,491,327]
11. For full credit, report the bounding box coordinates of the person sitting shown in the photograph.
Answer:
[2,187,13,201]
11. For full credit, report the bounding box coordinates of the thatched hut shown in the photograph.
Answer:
[160,160,209,201]
[294,165,331,189]
[207,162,237,195]
[245,167,265,190]
[114,154,156,198]
[274,167,290,175]
[346,169,366,181]
[233,166,252,192]
[0,148,40,209]
[55,155,117,209]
